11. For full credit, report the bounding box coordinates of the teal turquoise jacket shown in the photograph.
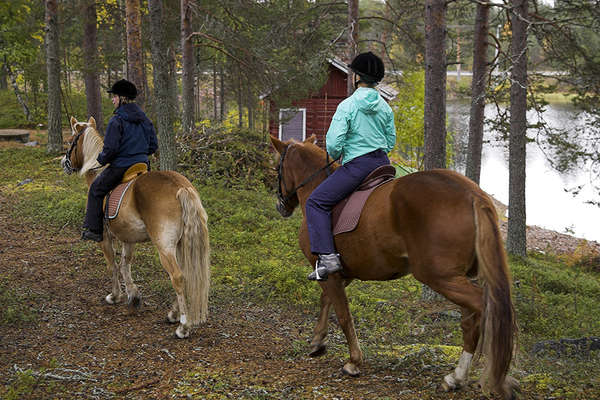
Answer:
[325,87,396,164]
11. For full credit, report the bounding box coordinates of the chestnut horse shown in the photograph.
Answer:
[271,135,518,399]
[61,116,210,338]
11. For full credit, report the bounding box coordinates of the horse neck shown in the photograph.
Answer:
[292,152,333,213]
[78,127,105,185]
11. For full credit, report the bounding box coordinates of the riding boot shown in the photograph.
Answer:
[308,253,343,281]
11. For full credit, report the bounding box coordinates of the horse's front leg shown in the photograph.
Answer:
[320,275,362,376]
[100,235,123,304]
[119,242,141,309]
[310,278,353,357]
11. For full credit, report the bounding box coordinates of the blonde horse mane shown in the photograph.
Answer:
[79,125,105,176]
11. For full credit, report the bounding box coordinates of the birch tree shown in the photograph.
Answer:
[45,0,62,154]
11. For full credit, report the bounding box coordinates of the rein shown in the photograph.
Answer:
[63,129,85,174]
[277,144,339,209]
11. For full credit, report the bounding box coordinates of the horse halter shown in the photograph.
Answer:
[276,144,338,212]
[63,129,85,174]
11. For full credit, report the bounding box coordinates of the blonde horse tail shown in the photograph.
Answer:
[176,186,210,325]
[473,196,518,399]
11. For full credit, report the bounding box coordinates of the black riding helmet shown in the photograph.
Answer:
[347,52,385,84]
[107,79,138,99]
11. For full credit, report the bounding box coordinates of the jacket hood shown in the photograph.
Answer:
[352,87,383,114]
[115,103,145,123]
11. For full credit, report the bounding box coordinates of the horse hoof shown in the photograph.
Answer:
[442,374,458,392]
[167,310,179,324]
[342,363,360,377]
[175,325,190,339]
[105,293,120,304]
[128,295,141,309]
[309,343,327,357]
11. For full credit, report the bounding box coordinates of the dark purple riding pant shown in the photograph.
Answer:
[305,149,390,254]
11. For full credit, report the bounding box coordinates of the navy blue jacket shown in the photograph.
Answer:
[97,103,158,167]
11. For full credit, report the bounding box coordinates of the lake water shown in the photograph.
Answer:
[447,100,600,242]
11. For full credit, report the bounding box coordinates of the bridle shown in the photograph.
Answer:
[276,144,339,211]
[63,128,86,174]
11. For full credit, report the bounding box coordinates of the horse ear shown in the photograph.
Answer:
[270,134,287,154]
[304,134,317,145]
[88,116,96,129]
[70,116,77,131]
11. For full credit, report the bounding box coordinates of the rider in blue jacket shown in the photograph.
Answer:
[81,79,158,242]
[306,52,396,281]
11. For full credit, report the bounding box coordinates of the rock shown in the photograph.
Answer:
[532,336,600,358]
[24,141,38,147]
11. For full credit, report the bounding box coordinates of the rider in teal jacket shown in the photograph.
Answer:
[306,52,396,281]
[326,86,396,164]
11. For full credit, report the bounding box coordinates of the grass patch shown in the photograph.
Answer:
[0,278,37,325]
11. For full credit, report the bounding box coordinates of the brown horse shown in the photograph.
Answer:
[271,135,519,399]
[61,116,210,338]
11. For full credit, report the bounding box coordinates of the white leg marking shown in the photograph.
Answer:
[180,314,187,325]
[444,351,473,389]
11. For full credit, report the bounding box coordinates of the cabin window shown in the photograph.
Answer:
[278,108,306,142]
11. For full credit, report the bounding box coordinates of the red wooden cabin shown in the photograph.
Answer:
[267,59,395,148]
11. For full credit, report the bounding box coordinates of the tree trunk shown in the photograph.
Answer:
[507,0,528,257]
[149,0,177,171]
[181,0,195,134]
[423,0,447,170]
[82,0,104,134]
[213,58,218,121]
[465,3,490,184]
[422,0,448,302]
[5,61,32,122]
[220,65,225,121]
[125,0,145,108]
[347,0,359,96]
[0,64,7,90]
[45,0,62,154]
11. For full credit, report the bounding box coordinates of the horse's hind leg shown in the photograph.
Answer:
[101,237,123,304]
[157,247,190,338]
[166,300,180,324]
[426,276,483,391]
[119,242,141,309]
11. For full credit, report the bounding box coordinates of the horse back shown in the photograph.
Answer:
[108,171,195,242]
[331,169,492,280]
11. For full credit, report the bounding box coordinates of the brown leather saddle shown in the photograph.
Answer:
[332,164,396,235]
[103,163,148,220]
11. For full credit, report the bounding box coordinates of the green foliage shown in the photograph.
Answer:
[179,125,277,190]
[0,89,114,129]
[390,70,454,169]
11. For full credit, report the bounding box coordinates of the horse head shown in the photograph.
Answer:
[61,116,101,175]
[270,134,331,218]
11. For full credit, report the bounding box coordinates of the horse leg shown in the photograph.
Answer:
[321,275,362,376]
[310,290,331,357]
[157,248,190,338]
[119,242,141,309]
[101,236,123,304]
[310,279,353,357]
[426,276,483,391]
[166,300,180,324]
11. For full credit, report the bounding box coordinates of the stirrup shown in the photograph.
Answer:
[307,254,342,281]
